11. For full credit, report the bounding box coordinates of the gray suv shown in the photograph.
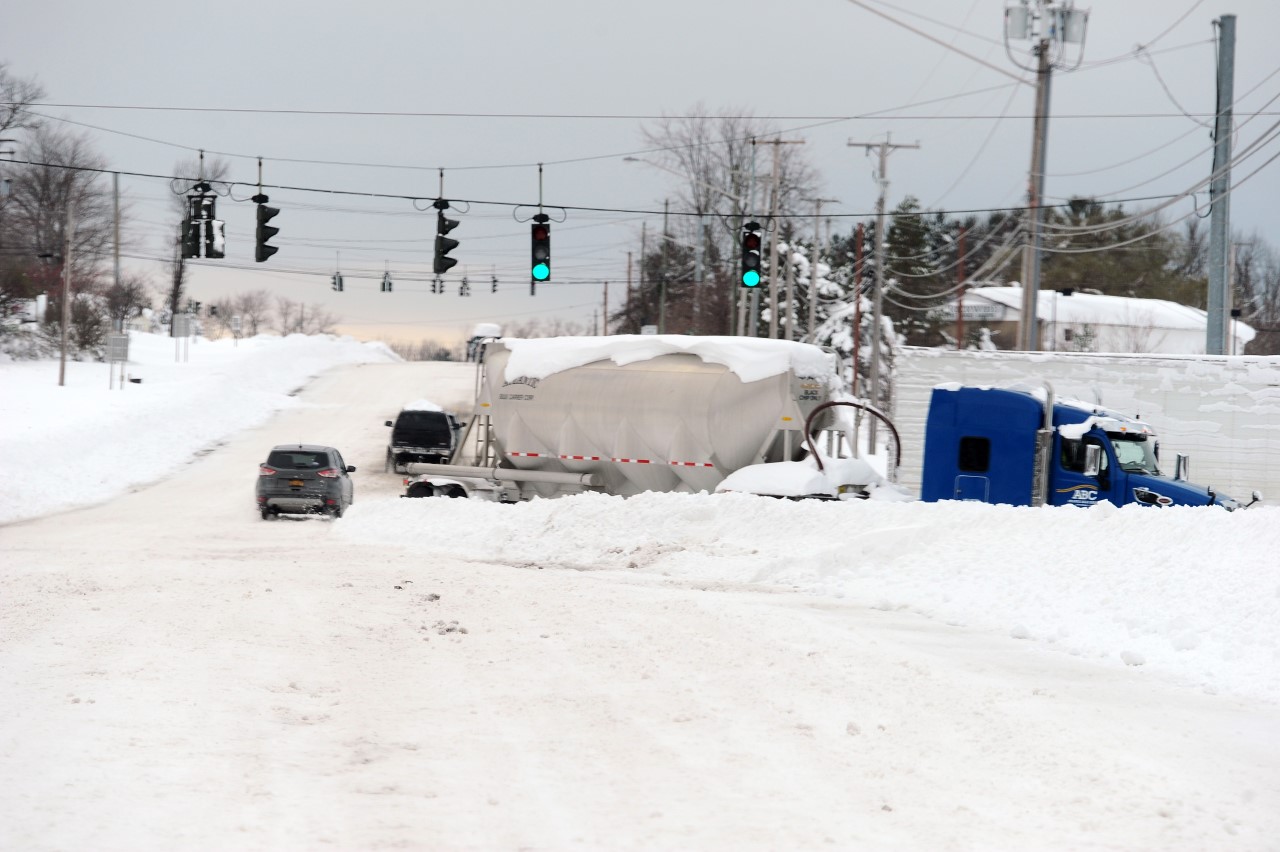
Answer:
[256,444,355,519]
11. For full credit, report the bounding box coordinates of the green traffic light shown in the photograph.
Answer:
[532,262,550,281]
[741,269,761,287]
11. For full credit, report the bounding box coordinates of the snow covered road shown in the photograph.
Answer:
[3,355,1279,850]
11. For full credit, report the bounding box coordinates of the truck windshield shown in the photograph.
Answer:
[1109,434,1160,475]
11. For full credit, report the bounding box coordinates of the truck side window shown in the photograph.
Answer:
[957,436,990,472]
[1061,438,1083,471]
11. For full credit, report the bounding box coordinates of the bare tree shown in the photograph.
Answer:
[503,317,587,338]
[1233,236,1280,355]
[0,64,46,324]
[633,106,819,335]
[274,296,339,335]
[3,124,116,356]
[234,289,272,335]
[0,63,44,139]
[104,271,151,330]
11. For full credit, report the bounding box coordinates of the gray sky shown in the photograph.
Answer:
[5,0,1278,344]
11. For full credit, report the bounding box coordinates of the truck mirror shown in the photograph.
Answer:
[1247,490,1263,508]
[385,420,393,427]
[1174,453,1189,481]
[1083,444,1102,477]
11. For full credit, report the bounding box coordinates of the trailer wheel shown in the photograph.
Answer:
[405,482,434,498]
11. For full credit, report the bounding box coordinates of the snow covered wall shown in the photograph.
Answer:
[892,347,1280,504]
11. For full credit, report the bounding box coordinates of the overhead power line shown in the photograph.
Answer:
[0,155,1202,221]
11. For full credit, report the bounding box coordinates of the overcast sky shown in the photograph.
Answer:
[5,0,1278,343]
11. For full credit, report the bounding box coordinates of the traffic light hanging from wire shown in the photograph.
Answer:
[741,221,763,288]
[253,195,280,263]
[531,213,551,283]
[434,203,460,275]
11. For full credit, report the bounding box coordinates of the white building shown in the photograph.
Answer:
[934,286,1255,355]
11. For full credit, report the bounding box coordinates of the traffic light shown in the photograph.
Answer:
[255,202,280,263]
[181,218,200,259]
[381,272,393,293]
[202,220,225,259]
[531,214,551,282]
[332,273,344,292]
[741,221,763,287]
[434,210,459,275]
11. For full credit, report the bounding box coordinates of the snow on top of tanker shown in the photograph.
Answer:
[500,335,836,383]
[401,399,444,412]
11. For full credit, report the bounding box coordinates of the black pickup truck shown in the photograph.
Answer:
[384,405,462,474]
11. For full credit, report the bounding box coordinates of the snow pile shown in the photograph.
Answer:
[336,492,1280,705]
[0,332,397,524]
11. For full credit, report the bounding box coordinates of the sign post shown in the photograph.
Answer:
[107,333,129,389]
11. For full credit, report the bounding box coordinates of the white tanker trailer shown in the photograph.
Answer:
[403,335,891,501]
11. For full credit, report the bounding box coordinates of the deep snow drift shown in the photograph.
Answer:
[2,333,1279,850]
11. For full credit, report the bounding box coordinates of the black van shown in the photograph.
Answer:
[384,406,461,473]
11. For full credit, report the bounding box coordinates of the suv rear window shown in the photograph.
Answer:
[394,411,452,443]
[267,450,329,469]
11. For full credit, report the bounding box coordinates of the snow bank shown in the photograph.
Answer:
[336,492,1280,705]
[0,332,397,524]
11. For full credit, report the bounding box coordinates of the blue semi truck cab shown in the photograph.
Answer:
[920,384,1260,510]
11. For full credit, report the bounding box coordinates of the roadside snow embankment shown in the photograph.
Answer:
[337,492,1280,705]
[0,333,397,525]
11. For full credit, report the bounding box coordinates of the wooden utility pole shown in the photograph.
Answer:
[848,136,918,446]
[58,206,76,387]
[955,226,967,349]
[805,197,838,340]
[660,199,670,334]
[760,138,805,339]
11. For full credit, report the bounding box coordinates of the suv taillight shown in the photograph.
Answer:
[316,468,339,478]
[259,465,277,476]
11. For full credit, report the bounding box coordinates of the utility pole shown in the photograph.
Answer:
[603,281,609,335]
[1206,14,1236,355]
[805,198,838,340]
[113,172,120,298]
[759,138,805,339]
[1005,0,1089,351]
[955,226,967,349]
[639,223,647,329]
[848,135,919,447]
[660,199,670,334]
[58,206,76,387]
[852,223,864,398]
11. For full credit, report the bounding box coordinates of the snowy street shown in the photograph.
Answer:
[2,336,1279,850]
